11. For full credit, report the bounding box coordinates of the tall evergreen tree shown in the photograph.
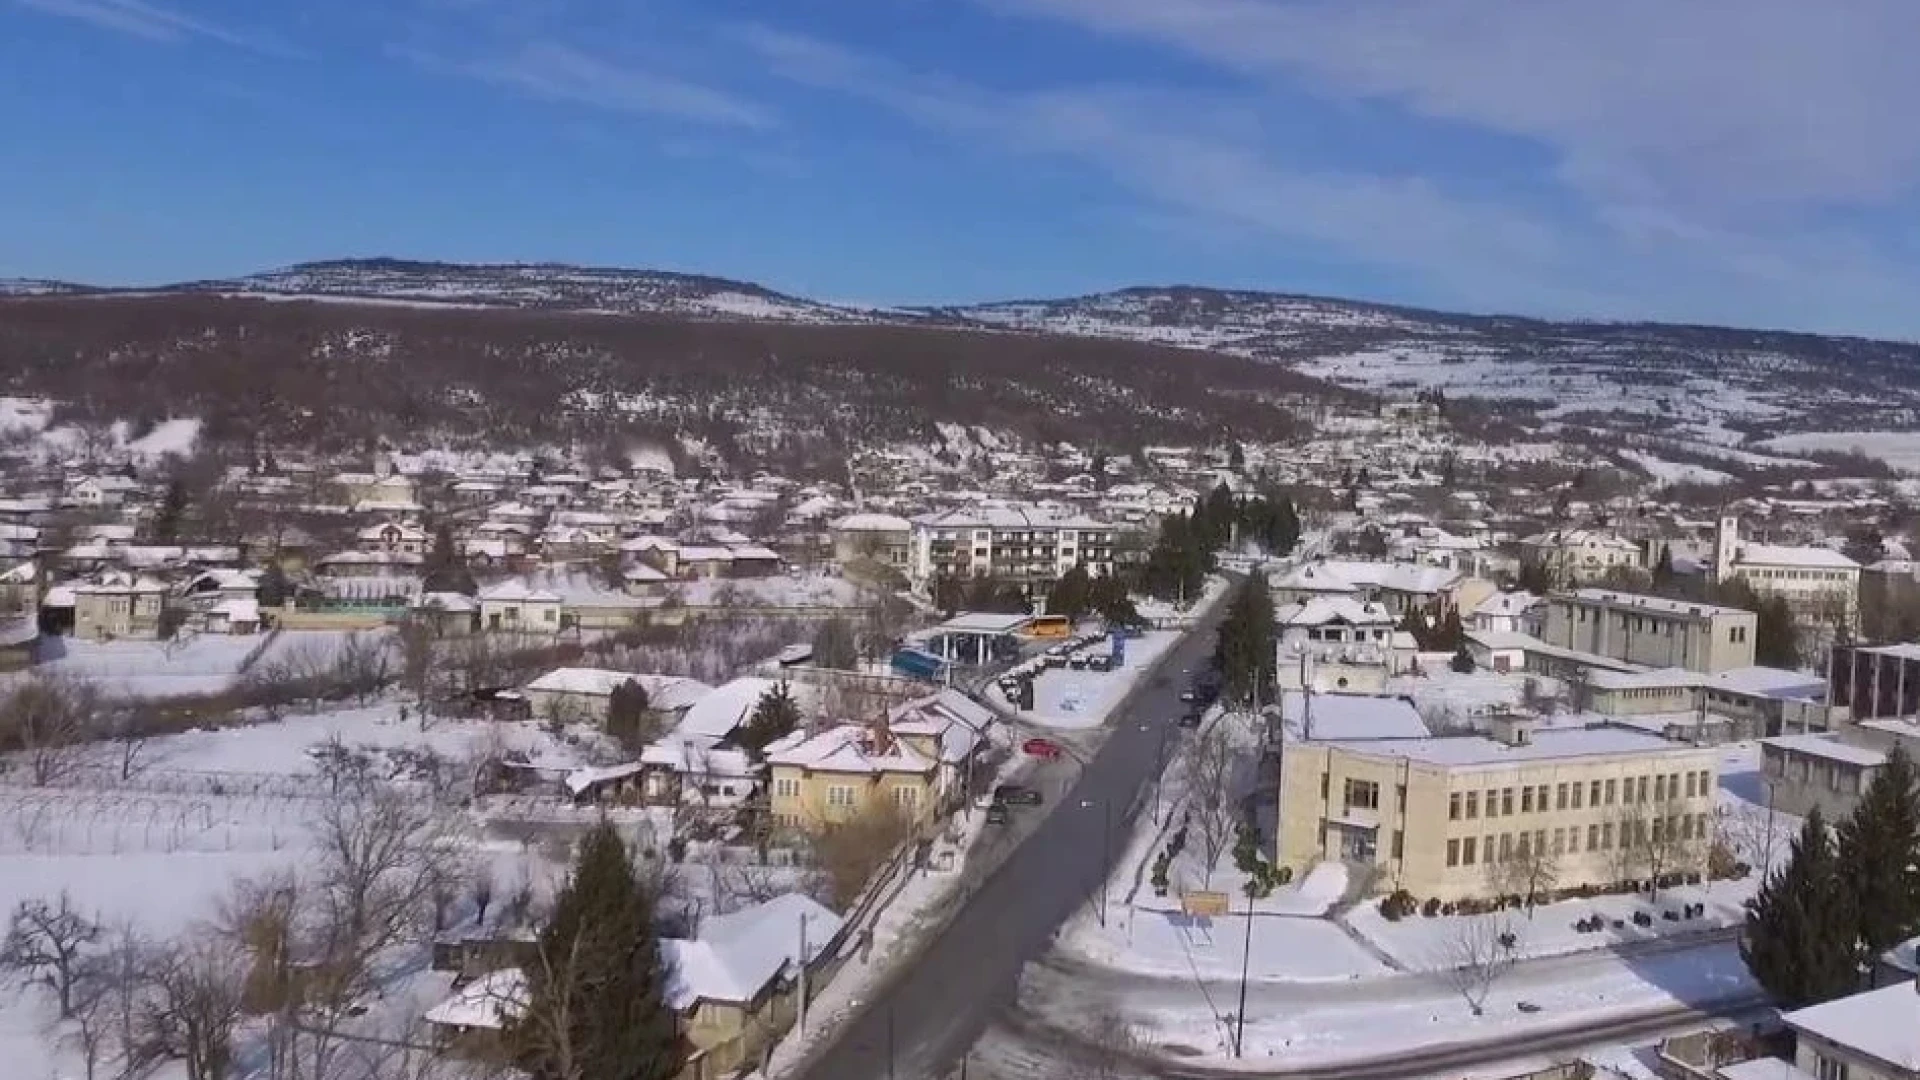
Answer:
[1741,808,1860,1009]
[737,682,803,755]
[1753,596,1801,669]
[511,822,680,1080]
[809,616,860,671]
[1651,543,1676,589]
[1213,576,1275,706]
[1836,744,1920,953]
[152,479,189,543]
[1046,563,1093,621]
[422,523,477,595]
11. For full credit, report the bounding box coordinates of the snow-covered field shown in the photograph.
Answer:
[23,629,388,700]
[1061,900,1390,983]
[1762,430,1920,473]
[986,630,1179,730]
[1619,450,1734,486]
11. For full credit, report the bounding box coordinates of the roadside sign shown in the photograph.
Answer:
[1181,890,1230,917]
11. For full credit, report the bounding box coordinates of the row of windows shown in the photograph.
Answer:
[1742,567,1851,584]
[1445,813,1711,867]
[1448,770,1712,821]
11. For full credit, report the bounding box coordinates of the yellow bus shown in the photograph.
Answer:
[1025,614,1072,639]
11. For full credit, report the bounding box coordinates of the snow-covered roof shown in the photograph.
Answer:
[1472,590,1540,618]
[524,667,714,708]
[479,579,562,603]
[674,678,813,747]
[1735,543,1859,571]
[1274,559,1460,597]
[913,505,1110,531]
[72,573,167,595]
[1281,692,1431,741]
[563,761,647,796]
[424,967,527,1030]
[1586,667,1704,692]
[639,741,759,778]
[1760,733,1885,768]
[831,512,913,533]
[765,723,935,775]
[1709,666,1826,699]
[418,591,479,613]
[1564,589,1750,620]
[662,893,842,1010]
[1780,982,1920,1073]
[1276,597,1394,627]
[1326,724,1696,768]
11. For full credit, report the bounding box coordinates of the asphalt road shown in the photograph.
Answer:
[789,597,1234,1080]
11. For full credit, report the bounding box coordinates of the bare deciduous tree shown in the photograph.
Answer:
[2,891,102,1016]
[805,800,914,909]
[136,932,248,1080]
[0,673,103,786]
[1484,833,1560,917]
[1178,722,1239,888]
[1441,915,1522,1016]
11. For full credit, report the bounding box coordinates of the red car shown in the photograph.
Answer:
[1022,737,1064,760]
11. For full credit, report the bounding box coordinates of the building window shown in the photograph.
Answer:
[1321,773,1330,798]
[1815,1057,1848,1080]
[1567,828,1580,853]
[1462,837,1477,865]
[1556,783,1569,810]
[1502,788,1514,816]
[774,778,800,798]
[1392,830,1404,858]
[1466,791,1479,819]
[1604,779,1617,805]
[892,787,919,809]
[826,785,856,807]
[1638,776,1650,803]
[1654,774,1666,802]
[1397,785,1407,812]
[1684,772,1697,798]
[1588,823,1600,850]
[1591,780,1603,806]
[1521,787,1534,813]
[1572,783,1584,810]
[1731,626,1747,644]
[1344,778,1380,811]
[1499,833,1513,862]
[1447,839,1460,867]
[1449,793,1462,820]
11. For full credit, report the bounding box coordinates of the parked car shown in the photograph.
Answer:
[985,803,1010,825]
[1067,655,1089,670]
[1178,711,1202,729]
[1022,737,1064,760]
[994,784,1043,806]
[1087,655,1113,672]
[1178,687,1199,702]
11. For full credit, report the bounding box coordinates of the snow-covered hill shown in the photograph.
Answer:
[929,286,1920,440]
[20,259,1920,439]
[175,258,888,324]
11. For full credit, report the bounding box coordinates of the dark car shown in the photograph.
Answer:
[985,803,1010,825]
[1178,711,1203,729]
[993,784,1043,806]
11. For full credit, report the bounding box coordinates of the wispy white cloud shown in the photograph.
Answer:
[979,0,1920,214]
[403,40,774,130]
[13,0,284,52]
[732,23,1606,313]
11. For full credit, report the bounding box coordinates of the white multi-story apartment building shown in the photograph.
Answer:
[1714,516,1860,631]
[1518,528,1643,584]
[908,505,1117,588]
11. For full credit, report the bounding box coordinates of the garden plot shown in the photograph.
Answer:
[987,630,1179,730]
[22,628,389,700]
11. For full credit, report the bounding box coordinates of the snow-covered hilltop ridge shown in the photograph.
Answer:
[12,258,1920,436]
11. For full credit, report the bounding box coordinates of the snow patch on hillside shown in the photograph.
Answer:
[1762,431,1920,473]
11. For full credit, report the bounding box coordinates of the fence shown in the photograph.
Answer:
[0,786,312,854]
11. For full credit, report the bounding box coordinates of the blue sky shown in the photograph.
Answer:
[3,0,1920,337]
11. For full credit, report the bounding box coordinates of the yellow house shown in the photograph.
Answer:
[764,721,939,830]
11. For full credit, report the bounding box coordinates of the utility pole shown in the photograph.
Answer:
[797,913,809,1032]
[1098,797,1113,927]
[1234,894,1254,1057]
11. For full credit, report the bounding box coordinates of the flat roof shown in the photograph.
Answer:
[1562,588,1751,620]
[935,611,1032,634]
[1762,733,1885,768]
[1323,724,1696,769]
[1716,1058,1818,1080]
[1711,665,1828,699]
[1282,692,1431,741]
[1588,667,1704,692]
[1781,982,1920,1074]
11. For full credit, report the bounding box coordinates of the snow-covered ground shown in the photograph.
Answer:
[1761,430,1920,473]
[986,630,1180,730]
[1619,450,1734,486]
[1343,880,1751,973]
[1060,899,1390,983]
[22,629,388,700]
[666,573,866,609]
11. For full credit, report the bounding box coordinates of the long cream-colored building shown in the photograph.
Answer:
[1276,709,1719,902]
[1539,589,1756,674]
